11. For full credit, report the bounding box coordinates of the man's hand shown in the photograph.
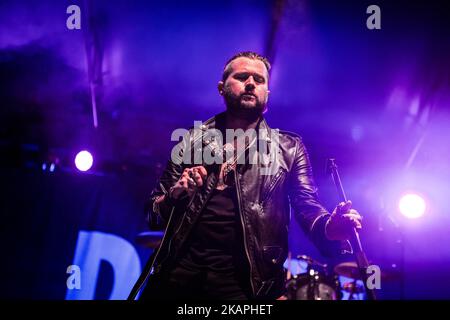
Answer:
[325,200,362,241]
[169,166,208,200]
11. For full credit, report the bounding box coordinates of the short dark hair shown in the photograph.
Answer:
[222,51,271,82]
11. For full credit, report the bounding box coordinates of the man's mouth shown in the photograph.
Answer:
[241,94,256,100]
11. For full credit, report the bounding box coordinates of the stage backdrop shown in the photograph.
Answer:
[0,167,153,299]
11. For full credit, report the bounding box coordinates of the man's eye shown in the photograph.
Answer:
[235,74,248,81]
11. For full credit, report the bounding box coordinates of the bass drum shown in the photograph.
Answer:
[286,270,341,300]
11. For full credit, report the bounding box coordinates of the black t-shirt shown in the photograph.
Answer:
[178,185,249,276]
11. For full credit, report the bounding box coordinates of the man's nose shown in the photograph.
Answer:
[245,77,256,91]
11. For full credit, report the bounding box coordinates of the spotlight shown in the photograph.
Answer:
[75,150,93,172]
[399,193,426,219]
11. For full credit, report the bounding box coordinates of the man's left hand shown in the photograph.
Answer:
[325,200,362,241]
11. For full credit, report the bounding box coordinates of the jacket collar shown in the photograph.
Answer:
[200,111,272,138]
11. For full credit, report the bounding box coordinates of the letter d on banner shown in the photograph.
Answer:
[66,230,141,300]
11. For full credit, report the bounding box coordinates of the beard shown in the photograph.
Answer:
[223,88,267,117]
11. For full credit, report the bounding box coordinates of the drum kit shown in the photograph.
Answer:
[284,254,367,300]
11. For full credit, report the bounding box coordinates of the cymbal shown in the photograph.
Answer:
[334,262,400,281]
[334,262,361,279]
[135,231,164,248]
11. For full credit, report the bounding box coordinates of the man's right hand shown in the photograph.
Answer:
[169,166,208,200]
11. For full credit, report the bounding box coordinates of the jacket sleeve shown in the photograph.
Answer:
[146,160,183,230]
[287,136,347,257]
[146,132,192,230]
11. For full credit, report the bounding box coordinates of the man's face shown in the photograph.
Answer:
[219,57,269,114]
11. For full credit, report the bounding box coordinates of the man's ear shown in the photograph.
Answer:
[218,81,224,96]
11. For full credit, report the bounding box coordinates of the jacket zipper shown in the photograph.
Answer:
[261,168,286,204]
[154,175,216,274]
[234,168,256,296]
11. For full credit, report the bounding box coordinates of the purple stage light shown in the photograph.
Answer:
[399,193,426,219]
[75,150,93,172]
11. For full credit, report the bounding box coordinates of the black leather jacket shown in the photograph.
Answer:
[131,112,343,300]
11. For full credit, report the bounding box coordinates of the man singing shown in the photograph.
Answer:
[130,51,362,300]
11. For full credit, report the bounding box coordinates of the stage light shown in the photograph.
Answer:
[75,150,93,172]
[399,193,426,219]
[42,162,56,172]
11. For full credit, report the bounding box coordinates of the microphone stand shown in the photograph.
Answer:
[326,158,377,300]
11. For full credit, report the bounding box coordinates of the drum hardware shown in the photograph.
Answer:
[285,254,341,300]
[342,280,365,300]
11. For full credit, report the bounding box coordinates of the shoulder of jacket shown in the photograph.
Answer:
[278,129,303,142]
